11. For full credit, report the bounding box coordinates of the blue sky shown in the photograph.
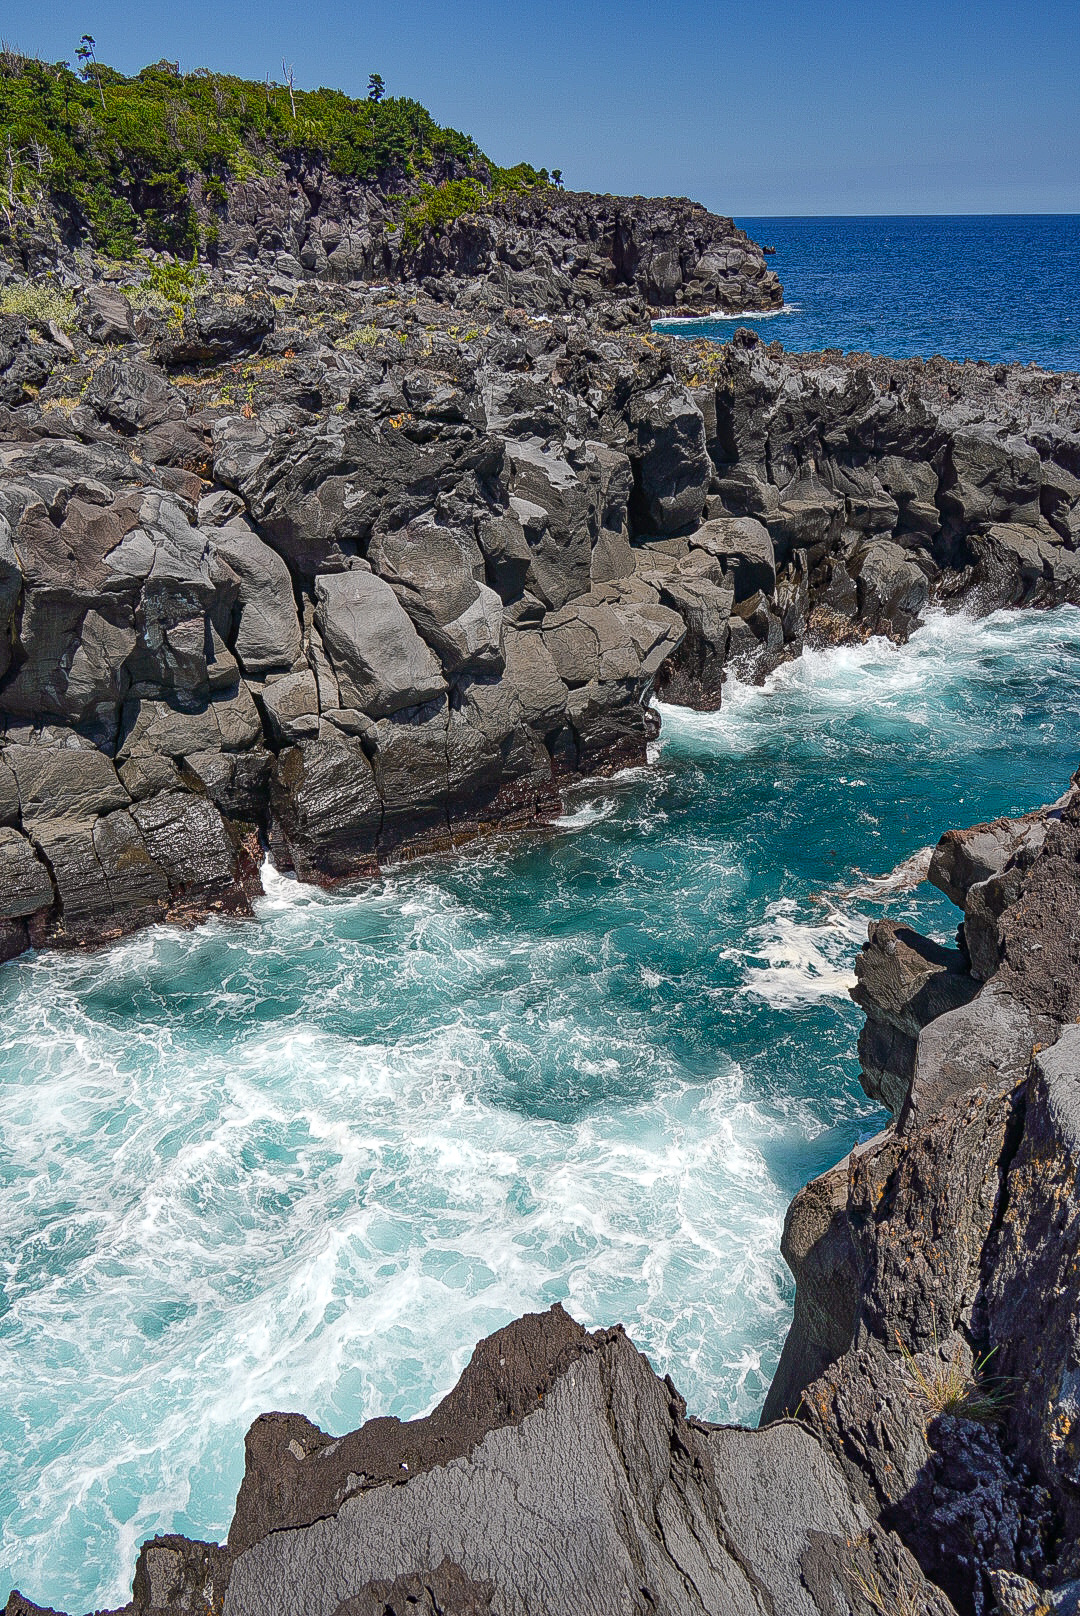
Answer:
[14,0,1080,215]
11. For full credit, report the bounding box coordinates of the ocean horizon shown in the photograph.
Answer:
[656,212,1080,371]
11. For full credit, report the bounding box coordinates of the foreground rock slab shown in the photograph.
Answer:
[5,1306,952,1616]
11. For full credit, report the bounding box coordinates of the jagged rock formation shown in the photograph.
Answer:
[1,260,1079,963]
[4,184,1080,1615]
[5,1305,954,1616]
[9,181,783,323]
[764,779,1080,1616]
[192,184,784,319]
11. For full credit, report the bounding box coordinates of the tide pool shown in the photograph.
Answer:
[2,606,1078,1611]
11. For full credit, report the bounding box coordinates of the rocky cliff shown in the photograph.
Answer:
[4,175,1080,1616]
[764,780,1080,1616]
[0,258,1078,964]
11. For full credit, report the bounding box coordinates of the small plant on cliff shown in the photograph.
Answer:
[849,1542,927,1616]
[335,321,380,349]
[895,1330,1010,1424]
[400,177,488,247]
[398,161,550,249]
[127,256,206,320]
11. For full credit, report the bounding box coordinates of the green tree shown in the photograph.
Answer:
[75,34,105,111]
[367,73,384,102]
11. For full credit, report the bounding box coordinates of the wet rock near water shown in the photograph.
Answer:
[766,774,1080,1616]
[1,257,1078,962]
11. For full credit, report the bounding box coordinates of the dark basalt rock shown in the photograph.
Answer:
[0,260,1078,952]
[765,776,1080,1616]
[153,292,276,368]
[5,1306,953,1616]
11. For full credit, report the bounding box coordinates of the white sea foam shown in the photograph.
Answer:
[838,845,935,900]
[726,899,866,1008]
[557,798,617,831]
[3,602,1079,1611]
[652,303,799,327]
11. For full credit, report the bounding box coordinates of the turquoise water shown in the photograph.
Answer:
[657,214,1080,371]
[2,607,1079,1611]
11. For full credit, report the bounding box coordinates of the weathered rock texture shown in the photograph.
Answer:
[2,253,1079,962]
[6,158,784,323]
[5,1306,954,1616]
[765,775,1080,1616]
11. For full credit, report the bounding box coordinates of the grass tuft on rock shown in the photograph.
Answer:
[895,1330,1011,1424]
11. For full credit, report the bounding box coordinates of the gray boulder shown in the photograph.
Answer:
[1040,461,1080,545]
[503,439,595,609]
[877,455,941,537]
[853,540,929,639]
[369,522,504,674]
[6,743,129,820]
[271,736,382,881]
[83,358,187,434]
[314,570,446,718]
[78,284,135,346]
[154,292,275,366]
[0,825,54,919]
[929,811,1048,908]
[255,671,321,745]
[851,921,980,1114]
[130,789,256,914]
[903,982,1036,1133]
[940,430,1042,528]
[216,1308,941,1616]
[690,517,776,600]
[970,521,1080,609]
[500,628,569,735]
[211,519,305,675]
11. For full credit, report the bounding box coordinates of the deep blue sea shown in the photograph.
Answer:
[655,214,1080,371]
[4,218,1080,1612]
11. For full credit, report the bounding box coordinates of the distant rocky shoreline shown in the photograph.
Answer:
[3,171,1080,1616]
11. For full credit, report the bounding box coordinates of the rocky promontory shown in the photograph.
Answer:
[1,257,1079,963]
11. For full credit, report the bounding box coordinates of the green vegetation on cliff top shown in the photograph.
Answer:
[0,48,549,257]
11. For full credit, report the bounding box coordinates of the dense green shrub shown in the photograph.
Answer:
[0,51,550,257]
[400,164,551,249]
